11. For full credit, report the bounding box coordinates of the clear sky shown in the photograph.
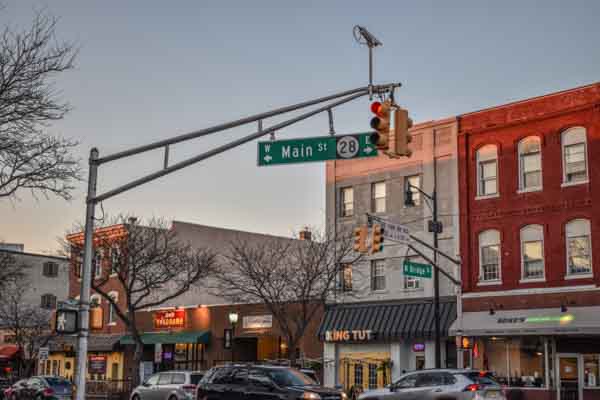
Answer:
[1,0,598,254]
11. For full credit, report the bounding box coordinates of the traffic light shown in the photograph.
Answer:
[394,107,413,157]
[353,226,368,253]
[371,224,384,254]
[369,100,392,150]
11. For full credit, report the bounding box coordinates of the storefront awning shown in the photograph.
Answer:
[0,345,19,360]
[119,331,210,345]
[318,300,456,341]
[449,306,600,336]
[48,334,122,352]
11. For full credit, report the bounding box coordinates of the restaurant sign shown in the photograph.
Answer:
[88,355,107,374]
[154,309,185,329]
[325,329,374,342]
[497,314,574,325]
[243,315,273,330]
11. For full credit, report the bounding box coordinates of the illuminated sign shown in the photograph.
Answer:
[325,330,374,342]
[154,309,185,329]
[243,315,272,329]
[413,343,425,352]
[88,355,107,374]
[497,314,574,325]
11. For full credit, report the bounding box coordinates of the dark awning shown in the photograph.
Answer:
[48,334,122,352]
[119,331,210,345]
[318,300,456,341]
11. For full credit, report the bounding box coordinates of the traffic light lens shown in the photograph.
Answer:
[370,117,381,129]
[370,102,382,115]
[369,132,380,144]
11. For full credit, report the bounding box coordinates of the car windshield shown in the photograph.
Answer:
[45,377,71,387]
[265,369,316,387]
[462,372,500,386]
[190,373,204,384]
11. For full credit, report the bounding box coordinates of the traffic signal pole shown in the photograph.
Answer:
[432,183,441,369]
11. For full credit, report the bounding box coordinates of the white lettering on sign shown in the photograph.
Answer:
[324,330,374,342]
[281,144,314,159]
[243,315,273,329]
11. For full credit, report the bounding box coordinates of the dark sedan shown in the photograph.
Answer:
[12,377,72,400]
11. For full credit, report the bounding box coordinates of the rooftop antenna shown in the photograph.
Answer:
[353,25,383,100]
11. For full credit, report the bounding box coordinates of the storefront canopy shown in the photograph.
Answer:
[318,300,457,341]
[0,345,19,360]
[119,331,210,345]
[48,334,122,352]
[449,306,600,336]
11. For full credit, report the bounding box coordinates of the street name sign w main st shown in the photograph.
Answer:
[258,133,377,166]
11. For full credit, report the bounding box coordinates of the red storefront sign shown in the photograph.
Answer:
[154,309,185,329]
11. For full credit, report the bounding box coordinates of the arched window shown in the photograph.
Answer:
[520,225,545,280]
[479,230,501,282]
[518,137,542,191]
[93,249,103,279]
[476,145,498,197]
[566,219,592,276]
[562,127,588,184]
[107,291,118,325]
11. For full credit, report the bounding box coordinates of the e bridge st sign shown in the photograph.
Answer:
[257,133,377,166]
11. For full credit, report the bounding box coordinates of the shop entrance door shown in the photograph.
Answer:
[557,354,581,400]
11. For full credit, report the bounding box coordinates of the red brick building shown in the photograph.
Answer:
[453,83,600,400]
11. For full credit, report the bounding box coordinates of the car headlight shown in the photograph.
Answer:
[301,392,321,400]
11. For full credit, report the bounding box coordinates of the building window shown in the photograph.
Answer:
[43,262,59,277]
[368,364,377,389]
[110,245,120,275]
[518,137,542,191]
[354,363,363,387]
[371,260,386,291]
[584,355,599,388]
[521,225,545,280]
[93,250,102,279]
[339,264,352,292]
[41,294,57,309]
[107,291,118,325]
[566,219,592,276]
[404,175,421,206]
[476,145,498,197]
[371,182,386,213]
[72,246,83,278]
[403,257,420,290]
[340,187,354,217]
[562,127,588,184]
[479,230,501,282]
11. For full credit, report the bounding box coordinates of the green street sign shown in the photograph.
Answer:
[258,133,377,166]
[403,260,432,279]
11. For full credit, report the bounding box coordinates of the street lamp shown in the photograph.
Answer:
[228,312,238,362]
[404,182,443,369]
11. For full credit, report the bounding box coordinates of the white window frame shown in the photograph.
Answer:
[371,181,386,213]
[565,219,593,279]
[520,225,546,282]
[476,145,499,199]
[107,291,118,325]
[561,127,589,186]
[93,249,103,279]
[371,259,386,291]
[478,229,501,284]
[403,256,421,290]
[340,187,354,217]
[518,137,542,192]
[404,175,422,207]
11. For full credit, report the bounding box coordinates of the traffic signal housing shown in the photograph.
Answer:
[370,100,392,150]
[353,226,368,253]
[371,224,384,254]
[394,107,413,157]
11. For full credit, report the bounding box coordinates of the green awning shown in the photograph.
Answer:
[119,331,210,345]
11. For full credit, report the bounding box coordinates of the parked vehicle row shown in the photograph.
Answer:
[3,376,72,400]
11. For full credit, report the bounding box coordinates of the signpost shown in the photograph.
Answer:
[403,260,432,279]
[38,347,49,361]
[367,215,410,243]
[257,133,377,166]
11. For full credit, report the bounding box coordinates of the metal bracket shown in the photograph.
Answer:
[328,109,335,135]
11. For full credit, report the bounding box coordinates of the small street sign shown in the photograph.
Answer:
[38,347,49,360]
[368,216,410,243]
[403,260,433,278]
[257,133,377,166]
[55,309,78,334]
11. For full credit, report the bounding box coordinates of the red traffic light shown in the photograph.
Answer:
[370,101,382,115]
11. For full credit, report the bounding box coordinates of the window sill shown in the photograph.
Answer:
[561,179,589,188]
[475,193,499,201]
[517,187,542,194]
[403,287,424,292]
[565,273,593,280]
[477,280,503,286]
[371,290,389,294]
[519,278,546,283]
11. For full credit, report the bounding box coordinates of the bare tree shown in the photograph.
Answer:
[67,216,216,382]
[0,10,81,201]
[211,227,361,365]
[0,251,27,301]
[0,275,54,377]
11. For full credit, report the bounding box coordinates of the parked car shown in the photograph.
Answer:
[130,371,205,400]
[298,369,320,385]
[3,379,28,400]
[8,376,73,400]
[358,369,506,400]
[197,364,347,400]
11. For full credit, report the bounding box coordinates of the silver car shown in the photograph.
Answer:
[358,369,506,400]
[130,371,204,400]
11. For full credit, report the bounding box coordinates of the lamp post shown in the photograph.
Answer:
[228,312,238,363]
[405,182,442,369]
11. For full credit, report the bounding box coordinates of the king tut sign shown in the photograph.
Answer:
[154,309,185,329]
[325,329,374,342]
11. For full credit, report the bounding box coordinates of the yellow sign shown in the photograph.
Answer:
[154,309,185,329]
[325,329,374,342]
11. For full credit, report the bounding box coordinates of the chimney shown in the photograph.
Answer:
[299,227,312,241]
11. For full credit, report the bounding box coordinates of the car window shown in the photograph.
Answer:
[45,377,71,387]
[190,373,204,385]
[28,378,42,387]
[249,369,274,386]
[443,373,457,385]
[396,374,418,389]
[200,369,216,384]
[158,373,173,385]
[462,372,500,386]
[145,374,159,386]
[171,373,186,385]
[211,368,234,384]
[416,373,445,387]
[231,368,248,385]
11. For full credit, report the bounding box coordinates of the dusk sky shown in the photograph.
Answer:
[1,0,598,254]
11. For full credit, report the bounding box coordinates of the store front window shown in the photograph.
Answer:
[473,337,547,387]
[584,355,599,388]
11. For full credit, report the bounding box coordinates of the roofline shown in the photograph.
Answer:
[460,81,600,117]
[0,249,67,262]
[172,220,296,241]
